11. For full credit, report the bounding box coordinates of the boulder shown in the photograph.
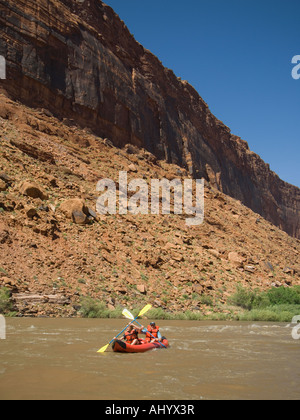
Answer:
[72,210,87,225]
[20,181,48,200]
[59,198,90,224]
[0,276,19,293]
[0,223,10,244]
[0,173,13,185]
[262,261,274,272]
[283,267,295,275]
[244,265,256,273]
[0,179,7,191]
[25,206,38,219]
[228,251,246,267]
[124,144,139,155]
[137,284,147,294]
[128,163,138,173]
[208,249,220,259]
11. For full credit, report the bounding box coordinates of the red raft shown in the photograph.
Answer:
[112,337,169,353]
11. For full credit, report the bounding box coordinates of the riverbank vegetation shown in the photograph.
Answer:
[1,285,299,322]
[78,285,300,323]
[0,287,16,316]
[228,285,300,322]
[79,296,124,319]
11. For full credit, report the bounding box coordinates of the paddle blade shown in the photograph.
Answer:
[97,343,109,353]
[138,304,152,317]
[122,308,134,320]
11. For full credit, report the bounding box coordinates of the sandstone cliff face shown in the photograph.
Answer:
[0,0,299,237]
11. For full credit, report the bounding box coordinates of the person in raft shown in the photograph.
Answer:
[117,323,145,346]
[142,322,162,343]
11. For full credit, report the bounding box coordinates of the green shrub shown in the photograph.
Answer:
[264,286,300,305]
[79,296,122,318]
[0,287,13,314]
[237,305,300,322]
[228,285,259,310]
[147,307,174,320]
[228,285,300,322]
[229,285,300,311]
[199,295,214,306]
[238,308,282,322]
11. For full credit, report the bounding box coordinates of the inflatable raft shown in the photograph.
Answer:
[112,338,169,353]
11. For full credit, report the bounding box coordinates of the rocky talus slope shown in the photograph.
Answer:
[0,95,299,317]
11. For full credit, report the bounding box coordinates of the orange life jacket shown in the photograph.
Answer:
[124,329,138,344]
[145,325,160,342]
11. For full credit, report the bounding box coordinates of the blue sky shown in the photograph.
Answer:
[104,0,299,188]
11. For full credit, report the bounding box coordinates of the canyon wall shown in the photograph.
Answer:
[0,0,299,237]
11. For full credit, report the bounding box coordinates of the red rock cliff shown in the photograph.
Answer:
[0,0,299,237]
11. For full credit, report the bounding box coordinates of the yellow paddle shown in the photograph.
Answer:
[97,304,152,353]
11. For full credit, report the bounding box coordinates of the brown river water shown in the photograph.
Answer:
[0,318,299,400]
